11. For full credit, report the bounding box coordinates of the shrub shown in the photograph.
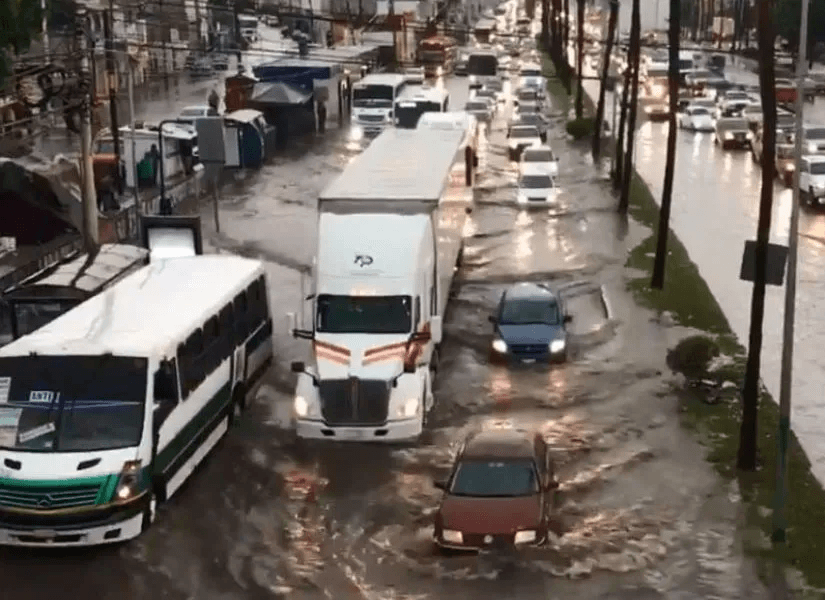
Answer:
[666,335,720,381]
[566,117,594,140]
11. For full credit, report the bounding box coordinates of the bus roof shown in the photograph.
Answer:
[319,127,466,208]
[469,49,498,57]
[0,255,264,359]
[420,35,457,46]
[417,111,475,131]
[396,84,448,103]
[355,73,408,87]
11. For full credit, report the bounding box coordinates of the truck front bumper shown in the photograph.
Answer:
[295,417,422,442]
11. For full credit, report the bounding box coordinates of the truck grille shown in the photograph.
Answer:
[359,114,385,123]
[319,379,390,426]
[510,343,548,355]
[528,197,546,203]
[462,532,515,547]
[0,482,101,510]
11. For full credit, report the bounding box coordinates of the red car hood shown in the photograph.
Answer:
[439,494,542,534]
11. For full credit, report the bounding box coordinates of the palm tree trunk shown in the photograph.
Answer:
[592,0,618,160]
[738,0,777,472]
[613,46,632,188]
[563,0,571,91]
[651,0,681,289]
[575,0,585,118]
[618,0,641,212]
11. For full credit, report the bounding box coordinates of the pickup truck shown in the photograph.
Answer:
[800,155,825,204]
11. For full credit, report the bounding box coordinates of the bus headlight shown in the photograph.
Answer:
[294,395,312,417]
[397,397,420,418]
[492,338,508,353]
[514,529,537,544]
[549,339,566,354]
[350,125,364,141]
[115,460,142,501]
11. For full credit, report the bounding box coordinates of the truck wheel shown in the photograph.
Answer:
[141,491,157,533]
[228,385,246,426]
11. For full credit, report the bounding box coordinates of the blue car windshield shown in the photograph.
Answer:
[500,298,559,325]
[450,460,538,497]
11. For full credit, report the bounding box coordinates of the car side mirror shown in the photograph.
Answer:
[433,478,447,490]
[291,361,305,373]
[564,315,573,323]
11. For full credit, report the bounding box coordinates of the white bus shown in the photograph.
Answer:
[0,249,273,546]
[394,85,449,129]
[351,73,409,139]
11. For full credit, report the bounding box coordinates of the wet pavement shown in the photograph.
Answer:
[584,54,825,486]
[0,65,777,598]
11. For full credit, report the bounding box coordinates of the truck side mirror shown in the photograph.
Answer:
[564,315,573,323]
[433,478,447,490]
[403,362,416,374]
[291,361,305,373]
[430,316,443,344]
[286,312,297,336]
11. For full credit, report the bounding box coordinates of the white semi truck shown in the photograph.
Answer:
[287,126,475,442]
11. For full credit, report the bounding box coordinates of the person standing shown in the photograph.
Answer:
[317,100,327,134]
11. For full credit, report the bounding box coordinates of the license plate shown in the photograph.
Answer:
[350,429,367,439]
[29,530,57,538]
[521,358,536,364]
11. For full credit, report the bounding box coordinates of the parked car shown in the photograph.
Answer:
[520,145,558,177]
[489,282,571,361]
[800,155,825,204]
[679,106,714,131]
[507,124,542,159]
[432,427,558,551]
[715,117,751,149]
[464,99,493,124]
[513,112,549,142]
[516,170,558,207]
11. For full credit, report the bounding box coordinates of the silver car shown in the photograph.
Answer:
[464,99,493,124]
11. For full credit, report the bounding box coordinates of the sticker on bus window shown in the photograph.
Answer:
[0,377,9,403]
[0,407,21,447]
[29,391,55,403]
[18,422,56,444]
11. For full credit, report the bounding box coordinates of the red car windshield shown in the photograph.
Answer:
[450,459,538,497]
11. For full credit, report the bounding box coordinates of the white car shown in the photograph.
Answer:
[404,67,425,84]
[464,99,493,124]
[800,155,825,204]
[517,171,557,205]
[679,106,714,132]
[507,125,542,160]
[520,145,558,178]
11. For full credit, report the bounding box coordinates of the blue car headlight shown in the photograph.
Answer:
[492,338,508,353]
[549,339,565,353]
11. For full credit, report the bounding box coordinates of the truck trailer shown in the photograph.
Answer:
[288,126,475,442]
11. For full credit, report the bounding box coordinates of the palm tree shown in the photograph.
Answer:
[651,0,681,288]
[738,0,778,472]
[592,0,618,160]
[618,0,641,212]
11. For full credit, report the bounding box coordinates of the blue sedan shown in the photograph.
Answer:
[489,283,572,363]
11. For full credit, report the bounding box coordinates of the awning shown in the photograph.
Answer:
[250,81,313,106]
[0,154,84,232]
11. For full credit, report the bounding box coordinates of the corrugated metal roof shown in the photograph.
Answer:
[319,127,466,205]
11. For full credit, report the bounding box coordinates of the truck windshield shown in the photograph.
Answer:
[12,300,79,339]
[806,128,825,139]
[316,295,412,334]
[0,355,146,452]
[353,85,395,108]
[810,162,825,175]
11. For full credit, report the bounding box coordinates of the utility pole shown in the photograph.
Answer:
[233,1,242,63]
[772,0,809,545]
[77,6,99,251]
[41,0,50,61]
[194,0,203,51]
[106,0,122,193]
[128,61,139,210]
[160,0,169,90]
[389,0,398,70]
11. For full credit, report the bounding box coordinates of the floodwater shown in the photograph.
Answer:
[1,68,771,599]
[584,55,825,486]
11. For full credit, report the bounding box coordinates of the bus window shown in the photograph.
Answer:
[219,304,234,354]
[184,329,205,390]
[153,359,179,405]
[203,316,221,370]
[234,291,249,343]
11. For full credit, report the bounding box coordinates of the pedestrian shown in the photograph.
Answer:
[148,144,161,186]
[208,88,220,113]
[317,101,327,134]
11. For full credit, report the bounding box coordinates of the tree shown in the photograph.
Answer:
[775,0,825,53]
[575,0,585,118]
[618,0,641,212]
[592,0,618,160]
[613,46,632,188]
[738,0,778,471]
[563,0,571,91]
[0,0,45,89]
[651,0,681,289]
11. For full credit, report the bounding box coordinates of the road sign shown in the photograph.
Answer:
[739,240,788,286]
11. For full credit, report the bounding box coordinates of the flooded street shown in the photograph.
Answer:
[583,56,825,485]
[0,66,774,598]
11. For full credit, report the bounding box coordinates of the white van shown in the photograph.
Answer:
[0,238,273,546]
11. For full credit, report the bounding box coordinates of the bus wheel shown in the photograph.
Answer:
[141,492,157,532]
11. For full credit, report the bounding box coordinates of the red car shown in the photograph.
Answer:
[432,428,557,550]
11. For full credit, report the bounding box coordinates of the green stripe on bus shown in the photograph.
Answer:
[155,381,232,478]
[0,475,109,489]
[98,474,119,504]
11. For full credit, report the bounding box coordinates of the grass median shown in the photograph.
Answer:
[542,52,825,591]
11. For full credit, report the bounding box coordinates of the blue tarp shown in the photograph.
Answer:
[252,62,334,93]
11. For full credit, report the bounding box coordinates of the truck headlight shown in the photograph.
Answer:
[808,143,818,153]
[724,132,734,140]
[514,529,537,544]
[549,339,565,353]
[294,395,310,417]
[115,460,142,501]
[397,397,420,418]
[350,125,363,141]
[517,193,527,204]
[442,529,463,544]
[785,163,795,172]
[492,338,508,353]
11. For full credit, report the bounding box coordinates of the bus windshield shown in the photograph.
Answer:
[316,295,412,334]
[0,355,147,452]
[353,84,396,108]
[12,300,79,339]
[419,50,444,63]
